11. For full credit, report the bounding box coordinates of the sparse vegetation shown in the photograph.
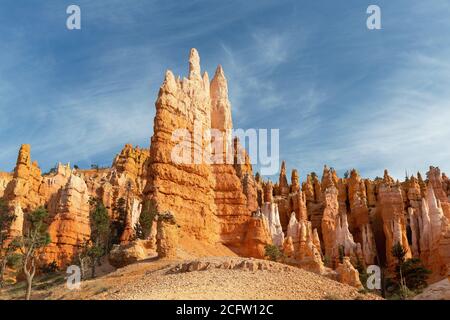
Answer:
[264,244,284,262]
[88,197,110,278]
[111,197,127,245]
[15,207,51,300]
[76,239,93,280]
[385,242,431,300]
[0,271,65,300]
[392,242,407,264]
[136,200,157,240]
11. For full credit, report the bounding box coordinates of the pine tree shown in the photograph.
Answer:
[111,197,127,245]
[136,200,157,240]
[387,242,430,299]
[88,197,110,278]
[16,207,51,300]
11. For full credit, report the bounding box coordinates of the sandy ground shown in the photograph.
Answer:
[35,256,381,300]
[413,279,450,300]
[1,240,382,301]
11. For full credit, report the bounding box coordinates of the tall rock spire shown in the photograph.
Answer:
[162,70,177,94]
[279,161,289,196]
[14,144,31,179]
[188,48,201,80]
[210,65,232,131]
[291,169,300,193]
[210,65,228,102]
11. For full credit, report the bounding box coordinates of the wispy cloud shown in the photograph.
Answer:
[217,25,317,126]
[283,50,450,181]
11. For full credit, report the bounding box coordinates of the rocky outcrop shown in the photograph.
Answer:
[0,172,12,198]
[282,236,295,258]
[291,169,300,193]
[120,197,143,244]
[156,212,179,259]
[408,184,450,281]
[283,212,324,274]
[144,50,220,244]
[297,219,325,274]
[144,49,256,253]
[169,257,293,274]
[9,203,24,238]
[112,144,149,194]
[260,203,284,247]
[3,144,44,210]
[427,166,450,219]
[321,186,340,262]
[347,169,370,229]
[43,174,91,267]
[335,213,363,265]
[278,161,290,197]
[302,173,323,234]
[109,240,149,268]
[210,65,252,250]
[377,180,412,268]
[320,185,367,267]
[335,257,363,289]
[263,181,273,204]
[413,278,450,300]
[241,214,272,258]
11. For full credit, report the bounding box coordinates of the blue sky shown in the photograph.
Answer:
[1,0,450,181]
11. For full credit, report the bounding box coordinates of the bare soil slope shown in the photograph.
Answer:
[413,279,450,300]
[42,257,381,300]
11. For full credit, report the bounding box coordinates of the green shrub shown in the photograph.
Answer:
[264,244,283,262]
[398,258,431,291]
[136,200,157,240]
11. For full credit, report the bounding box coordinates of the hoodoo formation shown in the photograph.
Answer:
[1,49,449,287]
